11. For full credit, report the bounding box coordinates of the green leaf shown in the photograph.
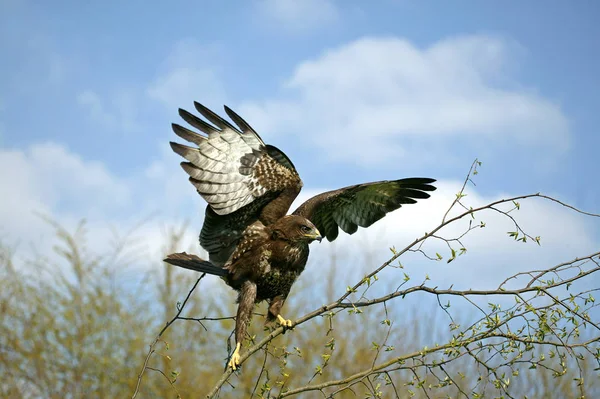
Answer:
[447,248,456,263]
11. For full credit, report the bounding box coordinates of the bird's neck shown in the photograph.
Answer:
[271,240,309,271]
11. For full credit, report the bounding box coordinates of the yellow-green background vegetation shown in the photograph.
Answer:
[2,211,598,398]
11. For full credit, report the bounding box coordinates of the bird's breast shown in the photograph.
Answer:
[274,243,309,271]
[254,243,308,300]
[256,268,299,300]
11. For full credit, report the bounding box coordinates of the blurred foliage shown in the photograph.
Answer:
[1,218,598,398]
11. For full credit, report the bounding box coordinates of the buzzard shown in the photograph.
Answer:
[164,102,436,370]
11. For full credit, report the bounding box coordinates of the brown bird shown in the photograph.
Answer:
[164,102,436,370]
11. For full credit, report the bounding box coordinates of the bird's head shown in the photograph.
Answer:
[271,215,322,243]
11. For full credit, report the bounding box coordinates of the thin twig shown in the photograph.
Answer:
[131,274,205,399]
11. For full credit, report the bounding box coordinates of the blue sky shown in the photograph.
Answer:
[1,0,599,285]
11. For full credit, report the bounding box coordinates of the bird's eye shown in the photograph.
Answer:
[301,225,311,233]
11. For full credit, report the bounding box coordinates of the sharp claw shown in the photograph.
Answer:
[229,343,241,370]
[228,353,240,370]
[277,314,294,328]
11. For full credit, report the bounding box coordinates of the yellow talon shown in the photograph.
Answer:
[228,342,241,370]
[277,314,293,328]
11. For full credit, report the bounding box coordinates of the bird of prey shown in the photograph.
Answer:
[164,102,436,370]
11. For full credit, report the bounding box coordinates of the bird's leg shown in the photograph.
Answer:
[268,295,293,328]
[229,280,257,370]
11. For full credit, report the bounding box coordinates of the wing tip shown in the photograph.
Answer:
[193,101,207,112]
[398,177,437,191]
[193,101,240,132]
[180,161,198,175]
[172,123,207,144]
[170,141,196,157]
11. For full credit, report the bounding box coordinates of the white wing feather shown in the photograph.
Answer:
[170,104,271,215]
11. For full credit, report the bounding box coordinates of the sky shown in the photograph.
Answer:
[1,0,599,295]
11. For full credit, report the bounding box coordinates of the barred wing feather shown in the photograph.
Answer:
[170,102,300,216]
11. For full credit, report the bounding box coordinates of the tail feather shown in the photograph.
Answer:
[164,252,228,277]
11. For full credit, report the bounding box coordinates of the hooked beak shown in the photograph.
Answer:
[304,228,322,243]
[311,228,323,243]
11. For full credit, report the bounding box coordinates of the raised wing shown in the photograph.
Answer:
[171,102,301,216]
[293,178,436,242]
[171,103,302,266]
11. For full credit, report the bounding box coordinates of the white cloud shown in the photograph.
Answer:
[239,35,570,165]
[0,143,202,273]
[0,97,4,145]
[147,39,225,111]
[11,35,68,92]
[77,89,142,132]
[77,90,116,126]
[0,143,131,246]
[77,39,224,128]
[294,180,597,291]
[147,67,224,112]
[0,142,130,211]
[256,0,340,33]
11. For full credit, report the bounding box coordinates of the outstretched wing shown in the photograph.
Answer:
[171,102,302,265]
[293,178,436,242]
[171,102,301,216]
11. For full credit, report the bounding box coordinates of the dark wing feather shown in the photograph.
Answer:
[200,194,277,267]
[293,178,436,241]
[171,103,303,265]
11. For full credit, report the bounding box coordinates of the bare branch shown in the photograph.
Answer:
[131,274,205,399]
